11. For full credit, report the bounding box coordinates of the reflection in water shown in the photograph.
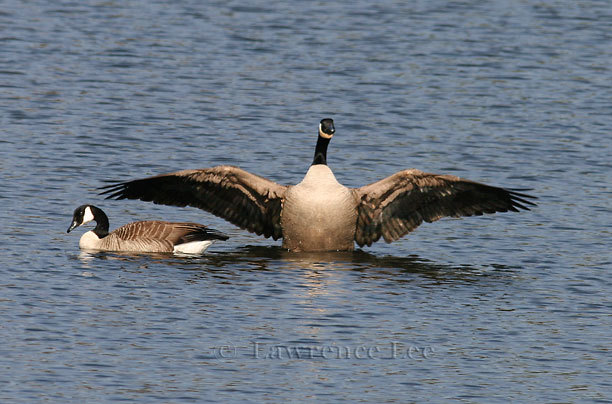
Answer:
[74,244,517,286]
[75,249,174,265]
[207,245,517,281]
[77,250,97,265]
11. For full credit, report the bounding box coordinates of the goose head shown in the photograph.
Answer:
[67,205,95,233]
[67,205,110,238]
[318,118,335,139]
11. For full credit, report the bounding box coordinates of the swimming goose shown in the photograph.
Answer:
[67,204,229,254]
[100,119,536,252]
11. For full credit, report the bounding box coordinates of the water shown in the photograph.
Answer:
[1,0,611,402]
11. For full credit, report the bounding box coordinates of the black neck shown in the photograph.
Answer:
[312,135,330,166]
[90,206,110,238]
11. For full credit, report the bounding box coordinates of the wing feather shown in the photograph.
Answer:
[353,169,536,247]
[100,166,287,239]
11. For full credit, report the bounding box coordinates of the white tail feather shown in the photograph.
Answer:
[173,240,214,254]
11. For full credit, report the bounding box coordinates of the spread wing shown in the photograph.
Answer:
[353,169,536,247]
[100,165,288,239]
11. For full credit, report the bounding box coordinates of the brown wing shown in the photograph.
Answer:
[100,166,287,239]
[353,169,536,247]
[111,221,228,244]
[105,221,177,252]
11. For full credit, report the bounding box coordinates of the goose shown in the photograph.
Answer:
[100,118,536,252]
[67,204,229,254]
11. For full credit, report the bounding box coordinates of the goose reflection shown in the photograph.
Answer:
[73,245,515,284]
[197,246,513,283]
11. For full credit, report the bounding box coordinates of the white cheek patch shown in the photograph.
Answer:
[82,206,95,224]
[318,124,333,139]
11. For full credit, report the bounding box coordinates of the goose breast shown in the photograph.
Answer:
[281,165,357,252]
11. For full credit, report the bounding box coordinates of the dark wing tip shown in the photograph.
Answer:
[507,189,538,211]
[206,227,230,241]
[98,182,130,200]
[98,179,152,201]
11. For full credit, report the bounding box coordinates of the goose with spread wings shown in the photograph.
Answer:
[100,119,535,252]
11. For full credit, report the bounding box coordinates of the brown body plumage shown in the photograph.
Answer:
[100,119,536,252]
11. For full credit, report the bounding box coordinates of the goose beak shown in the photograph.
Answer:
[67,220,79,233]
